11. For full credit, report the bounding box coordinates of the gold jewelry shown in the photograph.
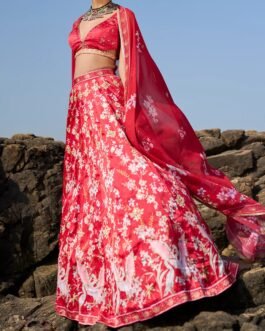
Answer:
[82,1,119,21]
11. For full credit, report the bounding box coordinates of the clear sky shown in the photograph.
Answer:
[0,1,264,142]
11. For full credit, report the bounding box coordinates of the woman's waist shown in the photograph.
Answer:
[74,52,117,75]
[75,54,116,69]
[74,61,117,81]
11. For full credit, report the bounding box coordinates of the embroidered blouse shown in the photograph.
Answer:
[68,11,120,61]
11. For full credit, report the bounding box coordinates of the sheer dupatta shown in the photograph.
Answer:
[115,6,265,261]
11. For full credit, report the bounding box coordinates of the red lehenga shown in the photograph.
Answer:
[55,5,265,328]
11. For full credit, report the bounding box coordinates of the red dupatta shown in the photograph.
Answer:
[115,6,265,261]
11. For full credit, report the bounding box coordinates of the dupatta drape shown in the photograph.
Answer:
[70,5,265,262]
[115,6,265,262]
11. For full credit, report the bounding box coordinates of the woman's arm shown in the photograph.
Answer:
[118,21,125,86]
[117,37,126,88]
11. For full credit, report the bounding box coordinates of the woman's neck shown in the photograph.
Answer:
[91,0,111,9]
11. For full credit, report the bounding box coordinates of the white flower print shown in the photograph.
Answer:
[89,180,99,198]
[143,95,159,123]
[197,187,206,197]
[65,179,76,193]
[140,251,153,267]
[72,184,81,198]
[128,198,135,207]
[216,187,237,202]
[239,194,247,201]
[135,225,155,240]
[128,156,148,174]
[123,178,136,191]
[125,93,136,111]
[104,169,115,188]
[130,207,144,221]
[183,211,199,226]
[136,191,146,200]
[147,195,155,204]
[135,30,144,53]
[158,215,168,228]
[141,137,154,152]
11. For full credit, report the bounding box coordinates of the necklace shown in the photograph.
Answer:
[82,1,119,21]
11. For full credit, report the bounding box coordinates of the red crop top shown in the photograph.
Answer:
[68,11,120,57]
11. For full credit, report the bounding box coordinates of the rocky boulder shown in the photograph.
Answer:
[0,134,64,295]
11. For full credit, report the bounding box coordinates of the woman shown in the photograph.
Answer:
[55,0,265,327]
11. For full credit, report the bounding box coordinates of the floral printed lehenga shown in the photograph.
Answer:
[55,5,265,328]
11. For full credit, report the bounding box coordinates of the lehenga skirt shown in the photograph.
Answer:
[55,67,239,328]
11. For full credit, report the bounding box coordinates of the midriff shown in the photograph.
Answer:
[74,51,117,79]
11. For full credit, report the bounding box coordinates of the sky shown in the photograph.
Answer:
[0,1,264,142]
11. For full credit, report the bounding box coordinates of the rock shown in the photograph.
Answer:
[0,294,74,331]
[222,244,240,258]
[206,215,228,250]
[11,133,37,140]
[78,324,109,331]
[0,280,16,296]
[0,136,64,289]
[231,175,254,197]
[24,143,64,170]
[196,128,221,138]
[198,136,227,156]
[255,156,265,177]
[240,322,260,331]
[217,266,265,310]
[9,170,40,192]
[241,267,265,306]
[18,274,35,298]
[1,144,25,172]
[0,220,5,237]
[254,175,265,202]
[190,310,239,331]
[221,129,245,148]
[195,201,227,250]
[242,131,265,145]
[238,304,265,329]
[207,149,253,177]
[33,264,58,298]
[241,142,265,159]
[179,323,197,331]
[256,189,265,204]
[255,175,265,190]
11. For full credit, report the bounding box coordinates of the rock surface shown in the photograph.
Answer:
[0,134,64,295]
[0,130,265,330]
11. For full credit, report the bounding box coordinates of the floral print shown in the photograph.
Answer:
[55,68,239,328]
[143,95,159,123]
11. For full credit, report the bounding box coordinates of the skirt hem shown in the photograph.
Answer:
[54,260,239,328]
